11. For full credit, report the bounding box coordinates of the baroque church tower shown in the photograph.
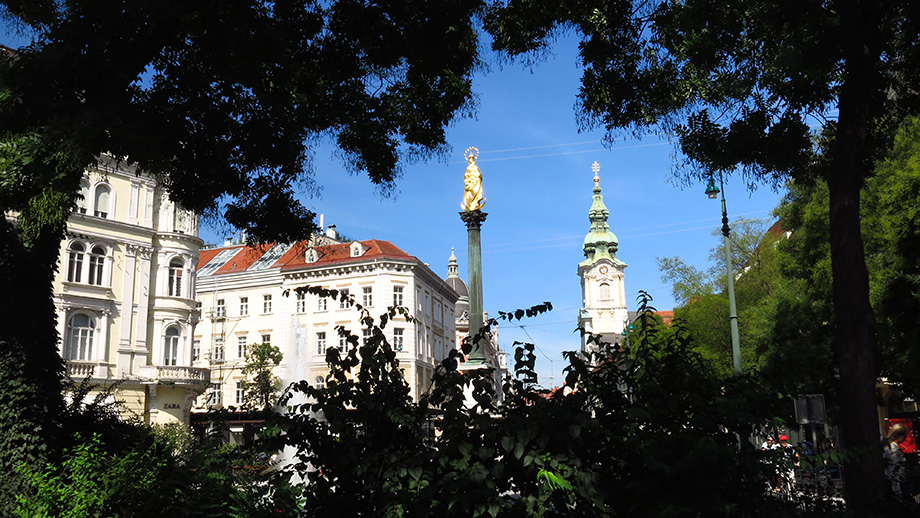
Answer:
[578,162,628,353]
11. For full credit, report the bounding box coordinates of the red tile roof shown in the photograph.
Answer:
[196,239,415,275]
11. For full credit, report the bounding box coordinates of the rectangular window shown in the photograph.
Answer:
[163,334,178,366]
[67,248,83,282]
[393,286,404,307]
[213,337,224,362]
[316,332,326,355]
[192,339,201,362]
[238,336,248,359]
[216,299,226,319]
[235,381,244,405]
[212,386,223,406]
[296,291,306,313]
[339,335,348,350]
[339,289,351,309]
[393,328,404,351]
[317,296,327,311]
[362,286,373,307]
[89,252,105,286]
[239,297,248,316]
[262,294,272,314]
[261,333,271,346]
[363,328,372,344]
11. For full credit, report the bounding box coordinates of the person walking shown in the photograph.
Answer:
[884,424,909,498]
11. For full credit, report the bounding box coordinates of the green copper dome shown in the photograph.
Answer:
[580,169,626,268]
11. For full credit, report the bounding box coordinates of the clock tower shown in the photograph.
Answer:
[577,162,628,353]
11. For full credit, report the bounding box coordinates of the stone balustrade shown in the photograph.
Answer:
[138,365,210,386]
[66,361,105,379]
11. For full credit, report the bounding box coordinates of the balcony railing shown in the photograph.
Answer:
[138,365,211,386]
[66,361,107,379]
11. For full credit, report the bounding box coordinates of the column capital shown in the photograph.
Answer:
[459,210,488,230]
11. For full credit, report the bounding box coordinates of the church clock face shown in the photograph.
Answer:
[598,265,609,275]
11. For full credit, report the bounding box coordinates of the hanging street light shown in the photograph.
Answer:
[706,173,742,376]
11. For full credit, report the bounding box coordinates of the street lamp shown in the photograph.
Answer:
[705,173,742,376]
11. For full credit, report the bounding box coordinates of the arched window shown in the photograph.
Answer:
[67,243,85,282]
[76,180,90,214]
[314,376,324,389]
[87,246,106,286]
[168,259,183,297]
[67,314,95,360]
[94,185,111,218]
[163,327,179,366]
[599,283,611,300]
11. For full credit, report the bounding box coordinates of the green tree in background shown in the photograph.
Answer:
[486,1,920,508]
[242,342,284,412]
[658,218,782,377]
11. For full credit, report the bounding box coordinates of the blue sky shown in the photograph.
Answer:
[2,27,783,385]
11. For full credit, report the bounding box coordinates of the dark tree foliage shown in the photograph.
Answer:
[266,291,828,517]
[485,0,920,509]
[1,0,484,242]
[0,0,485,501]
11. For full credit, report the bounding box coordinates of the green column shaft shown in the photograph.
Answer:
[468,224,483,361]
[460,210,487,364]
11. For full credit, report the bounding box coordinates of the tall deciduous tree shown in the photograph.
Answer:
[486,0,920,508]
[658,218,781,378]
[0,0,484,501]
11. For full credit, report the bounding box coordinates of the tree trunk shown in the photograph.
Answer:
[829,0,887,510]
[0,217,66,505]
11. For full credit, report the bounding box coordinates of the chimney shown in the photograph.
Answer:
[319,213,325,234]
[326,224,337,239]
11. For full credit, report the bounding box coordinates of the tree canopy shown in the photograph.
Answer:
[0,0,485,243]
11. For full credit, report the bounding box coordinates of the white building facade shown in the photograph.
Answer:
[193,235,458,411]
[52,157,208,424]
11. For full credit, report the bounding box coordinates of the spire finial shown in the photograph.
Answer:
[592,161,601,188]
[447,247,459,276]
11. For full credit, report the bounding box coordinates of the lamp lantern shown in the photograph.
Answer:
[705,176,720,199]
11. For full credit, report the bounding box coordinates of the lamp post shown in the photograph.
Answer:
[705,174,742,377]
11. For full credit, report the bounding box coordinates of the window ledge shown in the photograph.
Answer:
[61,282,113,297]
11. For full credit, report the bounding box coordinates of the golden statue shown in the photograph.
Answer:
[461,147,486,211]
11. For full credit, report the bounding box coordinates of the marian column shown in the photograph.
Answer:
[459,147,489,366]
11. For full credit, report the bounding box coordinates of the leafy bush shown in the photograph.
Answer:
[269,291,836,516]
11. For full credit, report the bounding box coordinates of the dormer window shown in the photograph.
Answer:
[305,247,322,263]
[350,241,367,257]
